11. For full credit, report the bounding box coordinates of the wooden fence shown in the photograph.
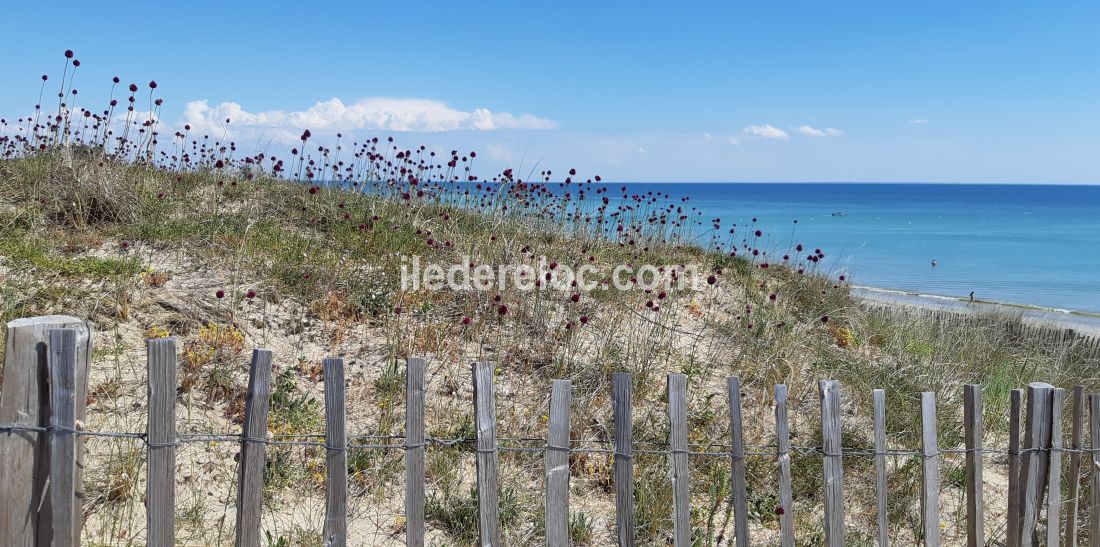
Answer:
[2,315,1100,546]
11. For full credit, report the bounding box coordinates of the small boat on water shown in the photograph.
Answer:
[831,211,848,217]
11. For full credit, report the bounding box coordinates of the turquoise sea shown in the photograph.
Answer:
[629,183,1100,314]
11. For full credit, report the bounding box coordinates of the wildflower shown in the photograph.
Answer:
[821,315,830,323]
[64,50,74,59]
[394,306,403,314]
[246,290,256,299]
[216,290,225,299]
[461,316,471,325]
[580,315,590,324]
[497,304,508,316]
[149,80,157,89]
[707,275,717,285]
[128,83,138,93]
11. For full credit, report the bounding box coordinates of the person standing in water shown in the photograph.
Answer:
[931,259,937,267]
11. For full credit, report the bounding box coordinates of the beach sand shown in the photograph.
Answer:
[853,285,1100,338]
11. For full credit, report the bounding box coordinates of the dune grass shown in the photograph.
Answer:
[1,148,1096,544]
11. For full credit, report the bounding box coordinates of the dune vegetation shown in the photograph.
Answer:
[1,52,1097,545]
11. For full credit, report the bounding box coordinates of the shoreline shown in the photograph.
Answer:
[852,285,1100,337]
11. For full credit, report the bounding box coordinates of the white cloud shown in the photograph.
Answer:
[742,124,789,140]
[796,124,844,137]
[728,136,741,146]
[180,97,557,140]
[908,119,928,125]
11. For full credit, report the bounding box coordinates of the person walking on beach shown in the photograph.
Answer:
[969,291,975,304]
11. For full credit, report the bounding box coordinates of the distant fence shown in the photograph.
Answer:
[2,315,1100,546]
[861,302,1100,358]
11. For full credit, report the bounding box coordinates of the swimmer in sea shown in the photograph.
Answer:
[931,259,937,268]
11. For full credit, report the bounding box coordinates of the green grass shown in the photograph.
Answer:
[0,229,139,277]
[2,151,1097,545]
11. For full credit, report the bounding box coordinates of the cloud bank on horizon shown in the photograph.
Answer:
[180,97,558,141]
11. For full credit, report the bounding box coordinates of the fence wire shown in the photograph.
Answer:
[1,423,1092,458]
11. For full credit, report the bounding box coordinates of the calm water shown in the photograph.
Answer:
[629,183,1100,314]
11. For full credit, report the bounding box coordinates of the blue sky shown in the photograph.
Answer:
[2,0,1099,183]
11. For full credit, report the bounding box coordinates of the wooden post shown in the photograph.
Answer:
[1007,389,1023,547]
[46,329,78,547]
[472,362,501,547]
[0,316,91,547]
[727,376,749,546]
[776,384,795,547]
[962,384,985,547]
[873,389,888,547]
[1066,386,1085,547]
[147,337,178,547]
[668,374,690,547]
[612,372,634,547]
[1019,383,1054,545]
[1089,394,1100,547]
[1048,388,1066,547]
[544,379,571,547]
[405,358,426,547]
[819,380,845,547]
[920,392,941,546]
[323,358,347,547]
[235,349,273,547]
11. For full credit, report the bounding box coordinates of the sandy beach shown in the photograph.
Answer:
[853,285,1100,337]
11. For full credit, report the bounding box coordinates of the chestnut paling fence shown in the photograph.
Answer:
[1,315,1100,546]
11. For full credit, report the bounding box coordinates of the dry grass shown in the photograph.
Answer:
[1,151,1096,545]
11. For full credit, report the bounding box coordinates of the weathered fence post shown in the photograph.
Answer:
[920,392,941,546]
[1019,383,1054,544]
[405,358,426,547]
[0,316,91,547]
[1066,386,1085,546]
[668,374,690,547]
[819,380,845,547]
[873,389,888,547]
[147,337,178,546]
[545,379,571,547]
[775,384,795,547]
[472,362,501,547]
[727,376,749,546]
[1089,394,1100,547]
[1007,389,1023,547]
[1048,388,1066,547]
[612,372,634,547]
[322,358,347,547]
[963,384,985,547]
[235,349,273,547]
[46,329,78,547]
